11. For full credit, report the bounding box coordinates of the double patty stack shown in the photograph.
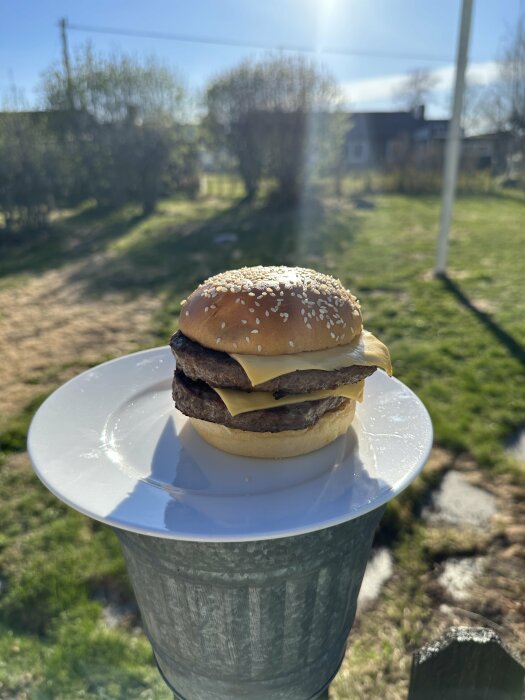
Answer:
[170,266,392,458]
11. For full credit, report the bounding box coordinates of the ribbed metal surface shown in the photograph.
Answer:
[116,505,384,700]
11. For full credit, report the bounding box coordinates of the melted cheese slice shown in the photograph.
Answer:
[213,381,364,417]
[230,330,392,387]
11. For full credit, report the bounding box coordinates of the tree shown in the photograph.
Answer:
[0,88,68,229]
[395,68,439,112]
[41,45,191,214]
[500,15,525,142]
[205,55,343,202]
[471,14,525,179]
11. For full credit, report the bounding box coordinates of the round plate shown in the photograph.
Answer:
[28,347,432,542]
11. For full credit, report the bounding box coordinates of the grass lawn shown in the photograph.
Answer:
[0,190,523,698]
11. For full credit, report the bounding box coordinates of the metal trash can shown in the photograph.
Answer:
[29,347,432,700]
[115,505,385,700]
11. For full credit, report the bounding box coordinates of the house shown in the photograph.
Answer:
[462,131,512,173]
[345,106,449,169]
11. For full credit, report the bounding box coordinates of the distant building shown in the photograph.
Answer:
[345,105,450,169]
[462,131,512,173]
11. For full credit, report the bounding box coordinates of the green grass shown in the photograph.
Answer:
[0,189,524,697]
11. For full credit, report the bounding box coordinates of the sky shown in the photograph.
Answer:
[1,0,522,116]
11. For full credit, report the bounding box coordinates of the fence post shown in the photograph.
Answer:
[408,627,525,700]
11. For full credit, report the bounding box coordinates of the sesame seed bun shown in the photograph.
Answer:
[189,399,356,458]
[179,266,363,355]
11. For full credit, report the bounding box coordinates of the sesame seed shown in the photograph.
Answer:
[221,322,226,329]
[266,287,273,293]
[330,332,336,338]
[248,292,256,297]
[251,329,258,334]
[241,319,247,324]
[306,323,312,329]
[257,345,262,352]
[245,336,250,343]
[185,311,189,316]
[210,304,216,309]
[249,308,255,313]
[289,340,294,348]
[180,299,187,306]
[256,318,260,324]
[235,298,240,304]
[205,306,209,312]
[254,301,260,307]
[265,310,269,317]
[326,322,330,328]
[233,342,238,349]
[301,309,305,315]
[216,338,221,344]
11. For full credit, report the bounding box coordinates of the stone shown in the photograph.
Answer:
[438,557,486,601]
[423,471,496,529]
[357,547,394,612]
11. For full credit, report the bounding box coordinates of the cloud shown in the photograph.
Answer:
[341,61,500,105]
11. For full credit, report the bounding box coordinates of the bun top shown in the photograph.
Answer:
[178,266,363,355]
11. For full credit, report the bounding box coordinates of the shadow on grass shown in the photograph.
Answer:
[0,205,148,280]
[67,196,362,304]
[439,274,525,367]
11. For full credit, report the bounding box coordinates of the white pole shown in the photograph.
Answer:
[435,0,474,276]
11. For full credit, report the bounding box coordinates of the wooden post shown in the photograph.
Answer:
[59,18,75,111]
[408,627,525,700]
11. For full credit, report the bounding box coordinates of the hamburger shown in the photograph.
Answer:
[169,266,392,458]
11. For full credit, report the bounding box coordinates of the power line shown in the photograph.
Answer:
[65,21,452,63]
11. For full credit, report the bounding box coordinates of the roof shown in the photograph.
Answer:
[465,130,512,141]
[347,110,448,141]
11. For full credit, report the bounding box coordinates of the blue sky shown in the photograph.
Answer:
[1,0,522,115]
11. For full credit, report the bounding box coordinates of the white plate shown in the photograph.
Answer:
[28,347,432,542]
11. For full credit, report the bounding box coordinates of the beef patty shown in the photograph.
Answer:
[172,369,349,432]
[170,331,376,394]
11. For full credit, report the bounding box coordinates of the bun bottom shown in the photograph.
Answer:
[189,400,355,459]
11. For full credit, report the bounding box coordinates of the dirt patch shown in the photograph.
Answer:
[0,264,160,426]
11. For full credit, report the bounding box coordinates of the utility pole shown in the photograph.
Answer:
[59,17,75,110]
[435,0,474,276]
